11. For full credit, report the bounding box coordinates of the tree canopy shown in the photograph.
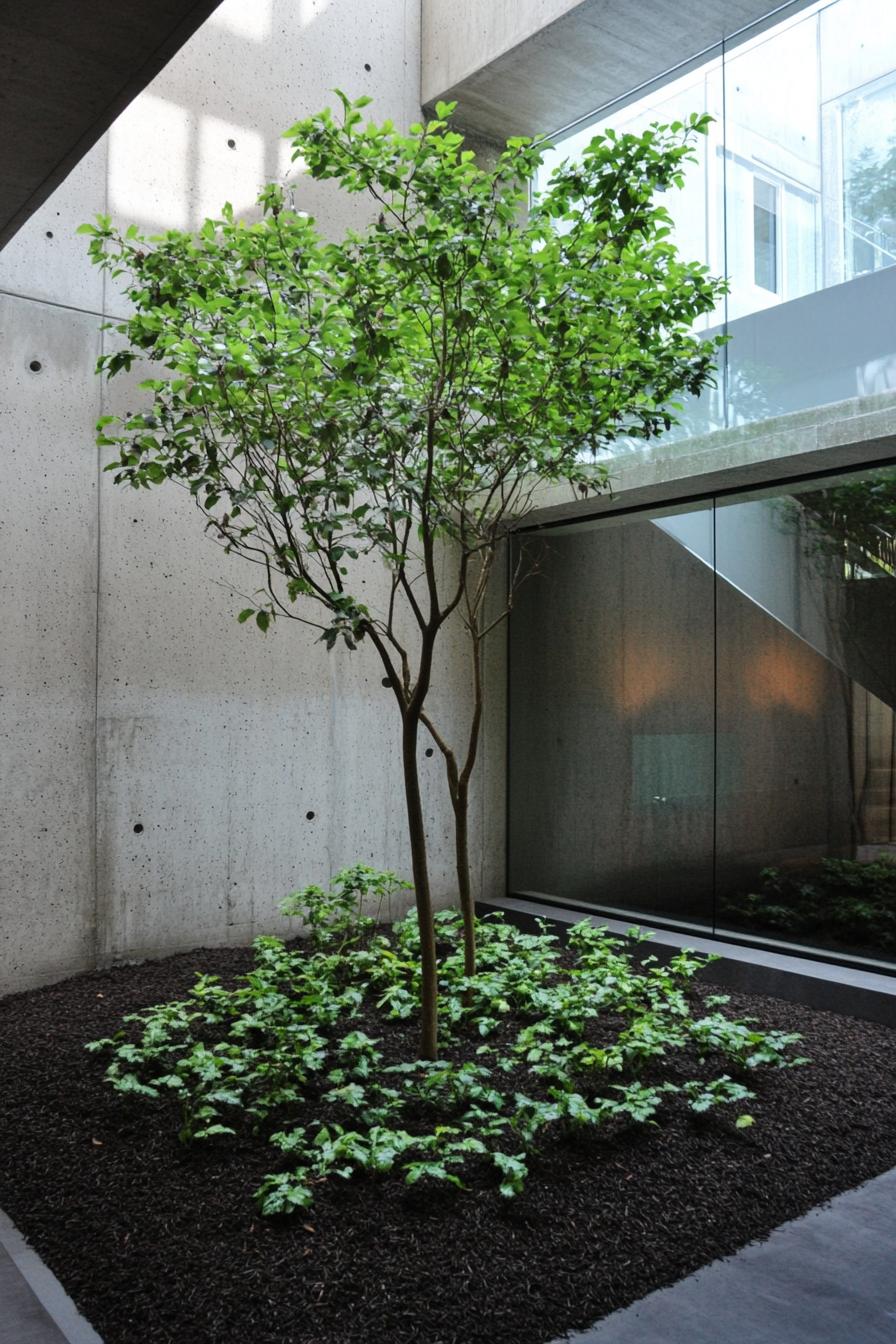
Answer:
[82,94,726,1057]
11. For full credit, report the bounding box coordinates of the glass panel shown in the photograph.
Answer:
[715,465,896,963]
[840,73,896,279]
[537,62,721,323]
[726,0,896,425]
[724,9,820,322]
[821,0,896,286]
[753,178,779,293]
[535,56,725,447]
[507,502,715,929]
[539,0,896,441]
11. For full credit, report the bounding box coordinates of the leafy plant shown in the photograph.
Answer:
[81,95,725,1058]
[87,899,806,1213]
[722,855,896,951]
[281,864,411,951]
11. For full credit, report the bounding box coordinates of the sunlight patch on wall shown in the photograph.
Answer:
[198,116,265,223]
[207,0,273,43]
[109,95,191,231]
[278,139,308,186]
[297,0,335,24]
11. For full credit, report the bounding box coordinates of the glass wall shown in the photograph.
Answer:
[508,502,716,930]
[508,463,896,966]
[536,0,896,444]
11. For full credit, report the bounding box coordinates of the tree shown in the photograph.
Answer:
[82,94,725,1060]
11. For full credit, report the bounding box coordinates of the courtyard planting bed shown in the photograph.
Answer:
[2,912,896,1344]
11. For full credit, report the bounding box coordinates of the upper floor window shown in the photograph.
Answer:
[537,0,896,321]
[753,177,778,293]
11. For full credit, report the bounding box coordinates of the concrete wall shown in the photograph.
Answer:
[0,0,506,995]
[422,0,580,108]
[6,0,892,997]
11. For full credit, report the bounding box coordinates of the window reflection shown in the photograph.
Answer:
[752,178,779,293]
[841,75,896,279]
[536,0,896,442]
[508,465,896,966]
[716,465,896,962]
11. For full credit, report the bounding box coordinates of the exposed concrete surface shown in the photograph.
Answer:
[0,143,109,315]
[422,0,580,106]
[0,295,101,995]
[1,0,496,995]
[523,387,896,531]
[557,1166,896,1343]
[0,1209,102,1344]
[0,0,224,249]
[422,0,817,140]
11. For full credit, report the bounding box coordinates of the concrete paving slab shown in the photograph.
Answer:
[0,1211,102,1344]
[559,1167,896,1343]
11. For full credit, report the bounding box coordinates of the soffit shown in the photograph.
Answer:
[423,0,817,141]
[0,0,223,249]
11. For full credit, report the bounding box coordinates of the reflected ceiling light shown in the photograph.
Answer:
[745,642,823,713]
[617,637,677,713]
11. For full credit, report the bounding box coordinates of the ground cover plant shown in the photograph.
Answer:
[85,869,806,1217]
[80,95,725,1057]
[4,918,896,1344]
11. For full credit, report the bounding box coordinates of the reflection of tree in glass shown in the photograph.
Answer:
[793,472,896,578]
[725,359,787,428]
[764,472,896,899]
[845,129,896,279]
[847,136,896,231]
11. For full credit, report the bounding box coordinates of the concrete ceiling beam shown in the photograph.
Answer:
[422,0,815,141]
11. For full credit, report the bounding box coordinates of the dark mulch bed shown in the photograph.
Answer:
[2,944,896,1344]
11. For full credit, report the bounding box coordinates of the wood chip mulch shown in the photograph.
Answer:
[1,944,895,1344]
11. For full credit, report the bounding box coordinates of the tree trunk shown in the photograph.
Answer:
[401,711,439,1060]
[453,631,484,982]
[453,782,476,980]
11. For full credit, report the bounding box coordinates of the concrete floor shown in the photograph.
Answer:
[0,1212,101,1344]
[562,1167,896,1344]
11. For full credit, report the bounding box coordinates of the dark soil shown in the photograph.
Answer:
[2,944,896,1344]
